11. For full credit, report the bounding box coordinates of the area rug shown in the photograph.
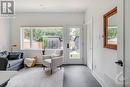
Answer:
[6,68,64,87]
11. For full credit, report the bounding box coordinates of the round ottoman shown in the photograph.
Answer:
[24,58,37,67]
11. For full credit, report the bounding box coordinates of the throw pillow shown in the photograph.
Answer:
[0,51,8,58]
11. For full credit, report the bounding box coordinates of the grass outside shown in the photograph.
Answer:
[69,51,80,59]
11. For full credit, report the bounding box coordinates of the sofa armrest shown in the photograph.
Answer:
[0,58,8,70]
[52,56,63,68]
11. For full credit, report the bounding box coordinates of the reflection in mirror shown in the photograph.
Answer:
[103,7,117,50]
[107,13,117,45]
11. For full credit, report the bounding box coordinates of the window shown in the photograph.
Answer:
[21,27,63,49]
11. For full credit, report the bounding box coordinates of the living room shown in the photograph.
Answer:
[0,0,130,87]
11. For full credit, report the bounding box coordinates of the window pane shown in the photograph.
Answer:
[32,27,63,49]
[23,29,31,49]
[69,28,80,59]
[32,29,43,49]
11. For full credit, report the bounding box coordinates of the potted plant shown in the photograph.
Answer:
[42,37,48,55]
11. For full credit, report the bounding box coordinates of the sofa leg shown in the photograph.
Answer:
[51,69,53,74]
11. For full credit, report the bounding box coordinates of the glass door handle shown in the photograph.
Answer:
[67,43,69,48]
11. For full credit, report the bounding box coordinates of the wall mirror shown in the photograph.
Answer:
[103,7,117,50]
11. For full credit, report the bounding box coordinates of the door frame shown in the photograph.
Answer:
[86,18,93,71]
[63,25,84,64]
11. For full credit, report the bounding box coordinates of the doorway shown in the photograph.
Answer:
[64,26,83,64]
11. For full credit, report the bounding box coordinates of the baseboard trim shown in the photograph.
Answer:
[92,71,109,87]
[62,64,86,66]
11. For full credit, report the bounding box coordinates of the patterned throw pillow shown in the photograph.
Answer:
[0,51,8,58]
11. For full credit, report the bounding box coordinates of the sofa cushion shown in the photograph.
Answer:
[0,57,8,70]
[43,59,51,67]
[7,59,23,68]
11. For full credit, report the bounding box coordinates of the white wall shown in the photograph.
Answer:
[125,0,130,86]
[85,0,123,87]
[10,12,85,64]
[0,17,11,51]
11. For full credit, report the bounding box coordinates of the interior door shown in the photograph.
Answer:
[65,26,83,64]
[86,19,93,70]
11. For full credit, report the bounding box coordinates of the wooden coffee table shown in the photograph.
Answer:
[0,71,17,87]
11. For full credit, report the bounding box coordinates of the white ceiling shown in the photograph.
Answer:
[15,0,89,13]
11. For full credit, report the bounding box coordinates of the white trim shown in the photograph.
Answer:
[20,29,23,49]
[92,71,109,87]
[86,17,94,70]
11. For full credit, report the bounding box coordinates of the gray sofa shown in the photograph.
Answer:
[0,51,24,71]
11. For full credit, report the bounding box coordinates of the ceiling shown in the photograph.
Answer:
[15,0,89,13]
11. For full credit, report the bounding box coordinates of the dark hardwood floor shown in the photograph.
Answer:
[63,65,102,87]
